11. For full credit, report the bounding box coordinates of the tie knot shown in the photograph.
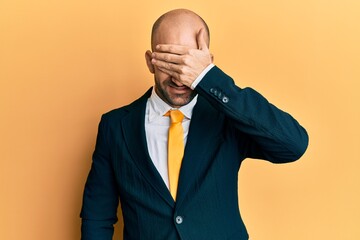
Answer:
[166,110,184,124]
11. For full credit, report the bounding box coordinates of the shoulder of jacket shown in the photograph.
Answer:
[100,87,152,123]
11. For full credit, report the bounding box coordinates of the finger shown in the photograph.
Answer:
[152,52,182,64]
[197,28,208,51]
[152,59,182,73]
[158,67,180,79]
[156,44,189,55]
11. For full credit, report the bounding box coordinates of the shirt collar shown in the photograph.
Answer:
[148,87,198,123]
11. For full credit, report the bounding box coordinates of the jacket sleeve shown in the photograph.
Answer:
[80,115,119,240]
[195,65,309,163]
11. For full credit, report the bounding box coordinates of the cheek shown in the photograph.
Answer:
[155,69,170,84]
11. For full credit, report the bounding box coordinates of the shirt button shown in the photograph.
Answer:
[175,216,183,224]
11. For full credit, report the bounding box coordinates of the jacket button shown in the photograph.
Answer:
[222,96,229,103]
[210,88,218,95]
[175,216,183,224]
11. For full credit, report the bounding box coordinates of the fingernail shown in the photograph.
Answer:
[156,45,160,49]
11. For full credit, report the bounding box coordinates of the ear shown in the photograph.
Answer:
[145,50,155,74]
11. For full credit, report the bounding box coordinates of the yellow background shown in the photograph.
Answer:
[1,0,359,239]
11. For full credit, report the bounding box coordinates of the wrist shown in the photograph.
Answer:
[191,64,215,89]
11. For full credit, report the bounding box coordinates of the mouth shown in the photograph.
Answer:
[168,84,190,93]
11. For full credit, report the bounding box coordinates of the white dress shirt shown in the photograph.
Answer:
[145,64,214,189]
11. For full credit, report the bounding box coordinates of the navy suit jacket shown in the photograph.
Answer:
[81,66,309,240]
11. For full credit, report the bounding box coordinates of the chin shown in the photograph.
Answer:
[167,94,193,108]
[155,84,195,107]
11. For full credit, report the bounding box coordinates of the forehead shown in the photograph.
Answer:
[156,28,198,48]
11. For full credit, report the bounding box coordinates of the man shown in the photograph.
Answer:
[81,9,308,240]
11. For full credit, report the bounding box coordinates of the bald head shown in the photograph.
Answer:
[151,9,210,51]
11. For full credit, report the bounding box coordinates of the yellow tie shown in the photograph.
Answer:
[165,110,185,200]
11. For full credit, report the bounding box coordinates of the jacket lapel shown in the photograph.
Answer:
[121,88,174,207]
[175,96,224,208]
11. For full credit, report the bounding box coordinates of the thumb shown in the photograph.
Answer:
[197,28,208,51]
